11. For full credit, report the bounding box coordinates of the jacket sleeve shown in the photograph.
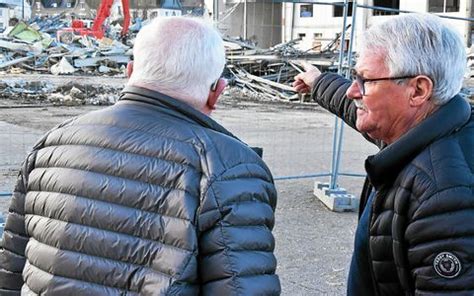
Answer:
[404,185,474,294]
[311,73,356,129]
[311,72,381,146]
[197,163,280,296]
[0,151,37,294]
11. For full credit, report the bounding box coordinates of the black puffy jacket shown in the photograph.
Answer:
[0,86,280,295]
[312,73,474,295]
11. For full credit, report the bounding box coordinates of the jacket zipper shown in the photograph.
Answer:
[367,188,380,296]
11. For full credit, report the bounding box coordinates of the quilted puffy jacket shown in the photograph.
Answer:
[0,86,280,295]
[312,73,474,295]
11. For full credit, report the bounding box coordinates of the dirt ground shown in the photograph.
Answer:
[0,74,380,295]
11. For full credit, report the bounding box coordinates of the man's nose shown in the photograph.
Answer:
[346,81,362,99]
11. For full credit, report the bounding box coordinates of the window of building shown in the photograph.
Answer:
[373,0,399,15]
[314,33,323,38]
[298,33,306,39]
[0,9,3,16]
[333,2,353,17]
[300,4,313,18]
[428,0,459,13]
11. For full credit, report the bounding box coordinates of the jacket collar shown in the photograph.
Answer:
[119,85,240,138]
[365,95,472,189]
[118,86,263,157]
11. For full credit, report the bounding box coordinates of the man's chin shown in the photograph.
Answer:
[356,120,375,135]
[355,120,366,133]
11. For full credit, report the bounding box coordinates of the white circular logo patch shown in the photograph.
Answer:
[433,252,462,279]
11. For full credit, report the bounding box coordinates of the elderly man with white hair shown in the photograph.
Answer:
[0,17,280,295]
[294,13,473,295]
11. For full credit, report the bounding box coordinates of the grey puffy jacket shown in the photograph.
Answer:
[0,86,280,295]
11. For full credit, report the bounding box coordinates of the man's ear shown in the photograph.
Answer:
[126,61,134,78]
[409,75,433,107]
[205,78,227,114]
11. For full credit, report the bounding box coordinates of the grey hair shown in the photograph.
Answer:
[127,17,226,109]
[359,13,466,105]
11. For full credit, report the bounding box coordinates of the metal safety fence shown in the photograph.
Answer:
[1,0,473,202]
[265,0,474,188]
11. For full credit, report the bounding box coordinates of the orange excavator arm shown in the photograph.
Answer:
[91,0,130,38]
[58,0,130,42]
[121,0,130,37]
[90,0,113,38]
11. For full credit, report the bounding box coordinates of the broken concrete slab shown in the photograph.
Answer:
[51,57,75,75]
[0,55,37,69]
[0,39,43,54]
[73,55,130,68]
[98,65,111,73]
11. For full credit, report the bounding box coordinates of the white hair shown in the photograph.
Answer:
[128,17,226,109]
[359,13,466,105]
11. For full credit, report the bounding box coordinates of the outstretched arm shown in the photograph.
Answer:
[293,62,356,129]
[293,63,380,146]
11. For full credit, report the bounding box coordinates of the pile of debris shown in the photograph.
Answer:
[0,79,122,106]
[0,17,132,76]
[224,37,341,102]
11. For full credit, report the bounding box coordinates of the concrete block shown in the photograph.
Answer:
[313,181,359,212]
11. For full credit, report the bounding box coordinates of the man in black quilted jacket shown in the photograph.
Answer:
[0,17,280,295]
[294,13,473,295]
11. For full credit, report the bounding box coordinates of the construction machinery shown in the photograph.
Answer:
[58,0,130,42]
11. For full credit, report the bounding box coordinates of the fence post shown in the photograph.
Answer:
[314,0,359,212]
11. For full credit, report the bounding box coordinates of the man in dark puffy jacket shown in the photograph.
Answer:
[0,17,280,295]
[294,13,473,295]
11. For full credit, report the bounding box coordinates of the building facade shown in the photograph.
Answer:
[0,0,30,30]
[283,0,473,51]
[29,0,201,19]
[205,0,282,48]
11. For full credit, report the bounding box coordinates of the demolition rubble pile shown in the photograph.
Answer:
[224,37,340,102]
[1,15,472,106]
[224,34,474,104]
[0,79,122,105]
[0,14,137,105]
[0,15,133,77]
[0,13,344,104]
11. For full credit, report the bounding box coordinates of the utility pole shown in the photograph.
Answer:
[213,0,218,22]
[290,2,295,40]
[243,0,247,39]
[466,0,472,47]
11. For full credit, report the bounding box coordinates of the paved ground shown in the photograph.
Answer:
[0,75,380,295]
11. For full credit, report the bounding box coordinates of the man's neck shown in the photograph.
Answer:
[128,82,205,112]
[384,102,439,144]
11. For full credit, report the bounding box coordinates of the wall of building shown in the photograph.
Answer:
[283,1,355,51]
[284,0,472,51]
[219,0,281,48]
[370,0,471,45]
[0,8,9,30]
[0,0,28,29]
